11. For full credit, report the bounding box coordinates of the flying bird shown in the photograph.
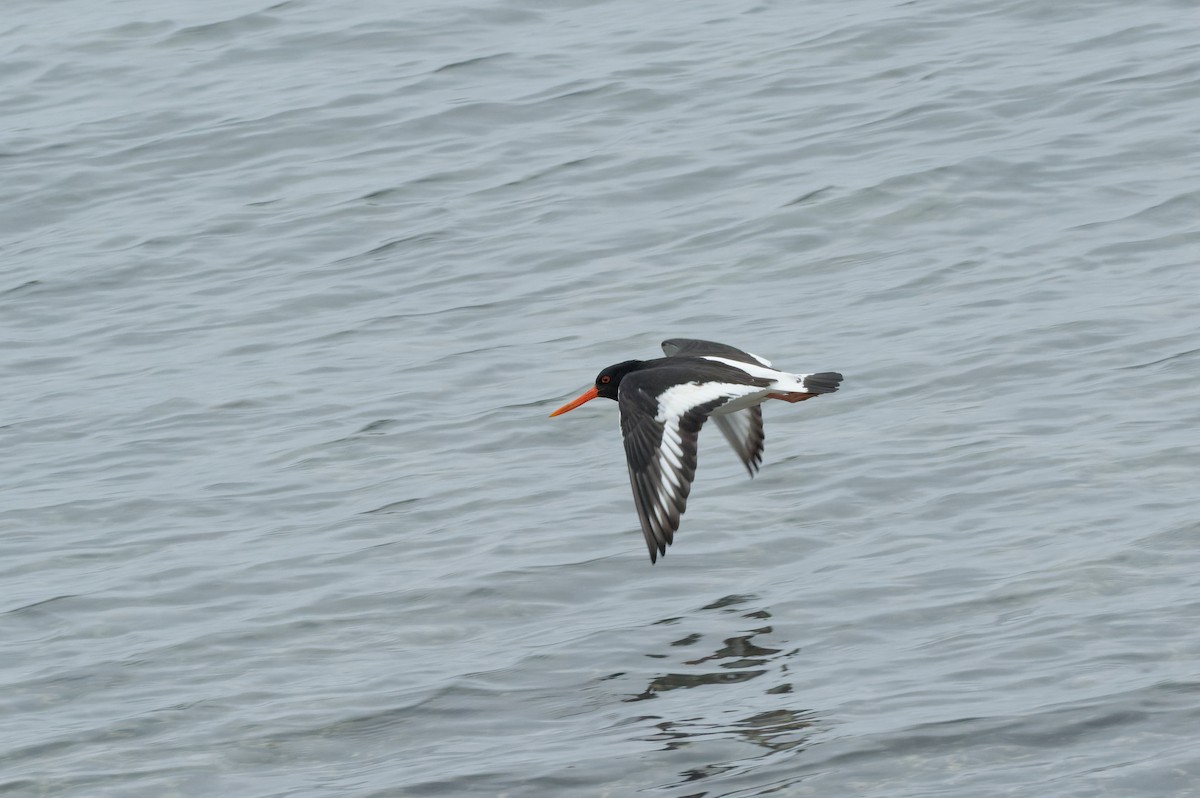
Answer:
[550,338,842,562]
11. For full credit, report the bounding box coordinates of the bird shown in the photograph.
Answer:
[549,338,843,563]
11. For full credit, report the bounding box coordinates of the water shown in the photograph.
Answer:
[3,0,1199,795]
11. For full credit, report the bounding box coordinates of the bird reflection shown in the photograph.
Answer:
[626,628,777,700]
[642,706,818,753]
[618,595,822,791]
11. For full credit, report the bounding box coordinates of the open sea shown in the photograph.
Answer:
[3,0,1199,795]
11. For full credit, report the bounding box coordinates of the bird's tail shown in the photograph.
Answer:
[802,372,843,394]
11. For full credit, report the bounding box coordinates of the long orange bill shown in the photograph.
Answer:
[549,386,598,417]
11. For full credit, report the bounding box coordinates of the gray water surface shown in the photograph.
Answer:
[3,0,1200,796]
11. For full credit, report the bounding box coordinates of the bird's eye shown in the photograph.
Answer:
[600,375,611,384]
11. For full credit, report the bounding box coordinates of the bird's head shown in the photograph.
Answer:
[549,359,643,416]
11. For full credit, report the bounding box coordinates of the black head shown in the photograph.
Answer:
[550,359,646,417]
[594,359,644,400]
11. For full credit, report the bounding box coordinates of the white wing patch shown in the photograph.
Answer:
[653,380,761,423]
[699,356,809,392]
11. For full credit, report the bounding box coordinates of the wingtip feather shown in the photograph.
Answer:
[802,372,843,394]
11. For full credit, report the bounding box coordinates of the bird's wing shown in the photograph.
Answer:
[662,339,769,477]
[661,338,773,367]
[712,406,765,478]
[618,372,762,563]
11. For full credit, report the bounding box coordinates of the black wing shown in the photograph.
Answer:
[662,339,768,477]
[661,338,773,367]
[618,371,763,563]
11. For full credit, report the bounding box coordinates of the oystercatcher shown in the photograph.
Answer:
[550,338,842,563]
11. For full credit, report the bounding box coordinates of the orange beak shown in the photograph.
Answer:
[549,386,598,417]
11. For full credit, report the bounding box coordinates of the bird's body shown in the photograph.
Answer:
[550,338,842,563]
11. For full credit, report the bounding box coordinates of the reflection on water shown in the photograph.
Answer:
[621,595,822,793]
[628,594,790,702]
[644,706,819,751]
[627,625,779,700]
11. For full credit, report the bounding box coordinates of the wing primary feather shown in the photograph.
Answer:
[712,406,765,477]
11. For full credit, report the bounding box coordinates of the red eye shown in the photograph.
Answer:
[600,375,611,384]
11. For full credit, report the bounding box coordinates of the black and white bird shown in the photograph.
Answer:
[550,338,843,563]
